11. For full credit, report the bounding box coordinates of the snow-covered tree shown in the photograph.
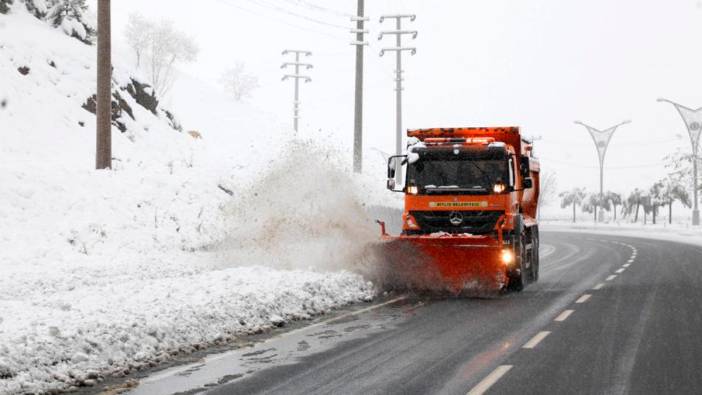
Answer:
[144,19,199,97]
[582,193,609,222]
[649,182,666,225]
[658,177,691,224]
[125,13,153,68]
[46,0,94,44]
[559,188,586,223]
[624,188,645,223]
[220,63,260,101]
[605,191,622,221]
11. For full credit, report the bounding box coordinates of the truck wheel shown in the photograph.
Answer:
[507,234,528,292]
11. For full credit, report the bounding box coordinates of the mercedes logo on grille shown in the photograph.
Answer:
[449,211,463,226]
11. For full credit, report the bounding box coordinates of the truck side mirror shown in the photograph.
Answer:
[523,178,533,189]
[387,155,407,192]
[520,156,530,177]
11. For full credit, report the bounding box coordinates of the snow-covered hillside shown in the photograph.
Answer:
[0,3,394,394]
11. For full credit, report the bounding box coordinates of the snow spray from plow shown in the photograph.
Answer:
[214,139,482,294]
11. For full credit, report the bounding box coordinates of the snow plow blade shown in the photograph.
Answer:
[375,221,509,294]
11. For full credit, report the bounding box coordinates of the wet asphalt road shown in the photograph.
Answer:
[127,231,702,395]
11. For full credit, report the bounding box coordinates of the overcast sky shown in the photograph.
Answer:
[105,0,702,203]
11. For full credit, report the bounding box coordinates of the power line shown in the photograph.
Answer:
[243,0,349,30]
[276,0,352,17]
[215,0,344,39]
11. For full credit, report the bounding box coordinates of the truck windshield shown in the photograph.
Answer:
[407,159,509,194]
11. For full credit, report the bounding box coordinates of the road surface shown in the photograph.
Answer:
[124,231,702,395]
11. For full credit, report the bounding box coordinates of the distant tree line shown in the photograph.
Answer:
[559,151,693,224]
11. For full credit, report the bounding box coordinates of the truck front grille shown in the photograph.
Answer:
[408,210,503,235]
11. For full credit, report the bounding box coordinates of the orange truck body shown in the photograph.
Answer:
[379,127,541,293]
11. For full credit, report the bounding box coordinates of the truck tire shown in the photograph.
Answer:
[507,233,528,292]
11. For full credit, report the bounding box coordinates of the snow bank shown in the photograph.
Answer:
[0,6,383,394]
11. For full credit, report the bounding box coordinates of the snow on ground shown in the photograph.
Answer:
[0,5,393,394]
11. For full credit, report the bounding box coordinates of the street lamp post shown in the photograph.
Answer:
[658,98,702,226]
[575,120,631,223]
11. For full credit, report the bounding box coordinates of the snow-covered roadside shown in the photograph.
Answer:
[541,221,702,247]
[0,4,392,394]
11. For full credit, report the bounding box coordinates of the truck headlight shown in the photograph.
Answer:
[501,249,515,265]
[493,182,506,194]
[407,185,419,195]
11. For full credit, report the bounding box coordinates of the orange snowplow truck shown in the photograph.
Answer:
[378,127,540,293]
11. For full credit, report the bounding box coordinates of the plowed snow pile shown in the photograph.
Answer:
[0,5,391,394]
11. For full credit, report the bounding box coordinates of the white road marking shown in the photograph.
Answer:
[627,259,634,263]
[606,274,617,281]
[576,294,592,304]
[555,310,575,322]
[467,365,513,395]
[623,263,631,268]
[523,331,551,349]
[616,268,626,274]
[593,283,605,290]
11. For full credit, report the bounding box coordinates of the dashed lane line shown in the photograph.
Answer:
[615,268,626,274]
[606,275,617,281]
[623,264,631,268]
[593,283,605,290]
[555,310,575,322]
[576,294,591,304]
[467,365,513,395]
[522,331,551,349]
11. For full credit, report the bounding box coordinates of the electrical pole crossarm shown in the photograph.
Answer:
[281,62,314,69]
[380,14,416,22]
[282,75,312,82]
[380,47,417,56]
[282,50,312,56]
[378,30,418,39]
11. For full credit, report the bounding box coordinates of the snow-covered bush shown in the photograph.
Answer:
[46,0,94,44]
[220,62,260,101]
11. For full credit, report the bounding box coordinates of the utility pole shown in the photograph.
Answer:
[379,14,417,184]
[350,0,369,173]
[658,98,702,225]
[281,50,312,134]
[96,0,111,170]
[575,120,631,223]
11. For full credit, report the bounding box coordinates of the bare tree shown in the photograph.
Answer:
[220,63,259,101]
[124,13,153,68]
[124,15,198,97]
[537,171,557,220]
[147,20,198,97]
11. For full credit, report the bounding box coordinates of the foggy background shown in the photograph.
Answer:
[101,0,702,216]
